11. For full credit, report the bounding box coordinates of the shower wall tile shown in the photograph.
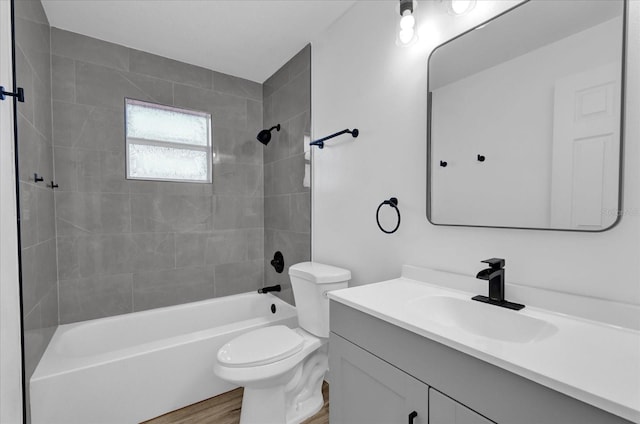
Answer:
[213,71,262,101]
[20,246,38,312]
[213,195,263,230]
[214,259,263,297]
[15,47,35,123]
[14,0,48,25]
[51,55,75,102]
[75,61,173,109]
[128,179,213,196]
[15,0,58,406]
[35,238,58,291]
[36,188,55,241]
[288,45,312,81]
[212,163,263,196]
[175,228,263,268]
[246,228,264,261]
[40,286,59,332]
[51,29,266,324]
[132,266,215,312]
[19,182,38,248]
[265,195,291,231]
[246,99,263,135]
[263,66,289,100]
[17,114,52,183]
[286,111,310,157]
[14,17,50,83]
[130,49,212,89]
[57,233,176,281]
[55,192,131,235]
[58,274,133,324]
[174,83,247,129]
[52,101,92,146]
[51,28,129,71]
[53,102,124,152]
[23,306,44,378]
[53,147,78,191]
[131,233,176,271]
[131,193,213,233]
[57,234,133,280]
[270,70,311,127]
[262,111,310,164]
[76,149,129,193]
[214,127,262,165]
[263,45,311,305]
[290,192,311,233]
[32,70,52,137]
[264,153,308,196]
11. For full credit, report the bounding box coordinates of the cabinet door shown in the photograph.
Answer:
[329,334,428,424]
[430,388,495,424]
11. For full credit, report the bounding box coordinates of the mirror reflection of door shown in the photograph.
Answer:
[550,63,621,230]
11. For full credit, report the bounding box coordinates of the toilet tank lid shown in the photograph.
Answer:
[288,262,351,284]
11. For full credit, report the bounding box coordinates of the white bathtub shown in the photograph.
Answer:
[30,292,298,424]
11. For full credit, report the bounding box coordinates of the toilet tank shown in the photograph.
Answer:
[289,262,351,338]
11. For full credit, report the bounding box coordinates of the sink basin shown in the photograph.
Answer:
[408,296,557,343]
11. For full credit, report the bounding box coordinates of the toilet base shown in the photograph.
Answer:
[238,348,327,424]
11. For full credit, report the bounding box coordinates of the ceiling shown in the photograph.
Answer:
[41,0,356,83]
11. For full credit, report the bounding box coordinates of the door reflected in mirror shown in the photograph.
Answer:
[427,0,625,231]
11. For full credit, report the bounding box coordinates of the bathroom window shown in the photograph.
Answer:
[125,98,212,183]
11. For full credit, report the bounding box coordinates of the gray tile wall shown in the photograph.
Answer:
[263,45,312,304]
[51,28,265,324]
[14,0,58,420]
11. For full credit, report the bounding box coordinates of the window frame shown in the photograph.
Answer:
[124,98,213,184]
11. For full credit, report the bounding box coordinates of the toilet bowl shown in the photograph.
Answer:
[213,262,351,424]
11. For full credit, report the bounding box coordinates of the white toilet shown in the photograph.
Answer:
[213,262,350,424]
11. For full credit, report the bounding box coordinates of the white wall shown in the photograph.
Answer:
[0,0,25,421]
[311,0,640,305]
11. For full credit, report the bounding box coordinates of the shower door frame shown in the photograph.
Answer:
[0,0,26,422]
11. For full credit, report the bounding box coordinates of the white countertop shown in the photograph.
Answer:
[328,271,640,423]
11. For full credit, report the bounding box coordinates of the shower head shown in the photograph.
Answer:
[257,124,281,145]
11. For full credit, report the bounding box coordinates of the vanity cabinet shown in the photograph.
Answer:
[429,388,494,424]
[329,301,633,424]
[330,334,429,424]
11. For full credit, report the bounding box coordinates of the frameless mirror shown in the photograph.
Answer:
[427,0,625,231]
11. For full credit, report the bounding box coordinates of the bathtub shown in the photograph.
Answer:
[30,292,298,424]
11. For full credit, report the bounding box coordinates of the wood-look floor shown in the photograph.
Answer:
[142,382,329,424]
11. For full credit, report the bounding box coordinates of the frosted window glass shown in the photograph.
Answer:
[125,99,212,183]
[128,144,209,181]
[126,101,210,146]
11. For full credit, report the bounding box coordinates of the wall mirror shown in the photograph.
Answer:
[427,0,626,231]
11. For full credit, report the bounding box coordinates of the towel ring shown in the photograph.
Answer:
[376,197,401,234]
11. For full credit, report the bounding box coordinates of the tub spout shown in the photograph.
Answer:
[258,284,281,294]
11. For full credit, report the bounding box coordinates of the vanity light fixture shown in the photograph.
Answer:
[398,0,418,46]
[448,0,476,16]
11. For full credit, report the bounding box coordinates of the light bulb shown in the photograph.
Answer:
[400,13,415,30]
[398,28,415,45]
[450,0,475,15]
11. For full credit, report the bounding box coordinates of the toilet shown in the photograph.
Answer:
[213,262,351,424]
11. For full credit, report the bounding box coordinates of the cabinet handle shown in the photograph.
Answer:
[408,411,418,424]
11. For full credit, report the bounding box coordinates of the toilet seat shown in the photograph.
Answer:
[217,325,304,368]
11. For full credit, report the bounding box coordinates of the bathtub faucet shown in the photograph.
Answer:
[258,284,281,294]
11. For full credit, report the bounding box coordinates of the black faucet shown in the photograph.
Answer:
[476,258,506,302]
[473,258,524,311]
[258,284,281,294]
